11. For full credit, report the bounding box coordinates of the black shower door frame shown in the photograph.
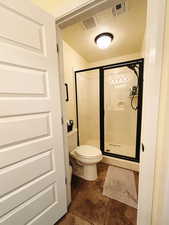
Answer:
[75,58,144,162]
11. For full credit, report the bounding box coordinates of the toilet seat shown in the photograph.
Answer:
[74,145,102,159]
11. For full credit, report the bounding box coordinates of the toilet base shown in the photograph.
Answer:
[84,164,97,181]
[70,158,98,181]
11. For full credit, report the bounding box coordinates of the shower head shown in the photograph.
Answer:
[127,64,139,79]
[127,64,139,111]
[128,64,136,70]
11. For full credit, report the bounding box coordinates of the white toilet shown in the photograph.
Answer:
[70,145,103,181]
[67,129,102,181]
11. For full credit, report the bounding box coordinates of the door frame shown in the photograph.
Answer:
[55,0,167,224]
[74,59,144,162]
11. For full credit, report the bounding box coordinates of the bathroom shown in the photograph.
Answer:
[58,0,146,224]
[0,0,168,224]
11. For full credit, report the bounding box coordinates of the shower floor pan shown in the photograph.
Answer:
[105,143,135,158]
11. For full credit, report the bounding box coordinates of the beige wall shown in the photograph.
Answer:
[62,41,88,127]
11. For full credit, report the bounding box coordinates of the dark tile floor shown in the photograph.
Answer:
[56,163,139,225]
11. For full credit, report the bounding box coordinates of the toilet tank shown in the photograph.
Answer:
[67,128,77,153]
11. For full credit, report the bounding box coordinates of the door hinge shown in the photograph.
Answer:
[56,44,59,54]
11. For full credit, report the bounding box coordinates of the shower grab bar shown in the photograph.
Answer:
[65,83,69,102]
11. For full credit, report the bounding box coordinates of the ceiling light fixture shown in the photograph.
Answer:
[95,32,114,49]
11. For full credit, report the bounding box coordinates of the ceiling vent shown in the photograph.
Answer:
[112,0,128,16]
[82,17,97,30]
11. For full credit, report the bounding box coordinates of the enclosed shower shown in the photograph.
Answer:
[75,59,143,162]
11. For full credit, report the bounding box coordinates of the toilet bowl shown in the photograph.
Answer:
[70,145,102,181]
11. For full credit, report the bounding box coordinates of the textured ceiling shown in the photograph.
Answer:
[61,0,147,62]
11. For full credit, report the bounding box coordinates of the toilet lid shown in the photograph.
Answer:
[75,145,101,158]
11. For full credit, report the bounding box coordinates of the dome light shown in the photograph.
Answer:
[95,32,114,49]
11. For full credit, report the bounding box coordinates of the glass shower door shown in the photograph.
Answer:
[103,62,142,161]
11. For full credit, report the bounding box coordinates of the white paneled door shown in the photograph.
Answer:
[0,0,67,224]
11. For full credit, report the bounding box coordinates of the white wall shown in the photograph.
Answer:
[152,1,169,224]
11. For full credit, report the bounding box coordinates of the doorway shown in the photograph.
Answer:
[55,0,166,224]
